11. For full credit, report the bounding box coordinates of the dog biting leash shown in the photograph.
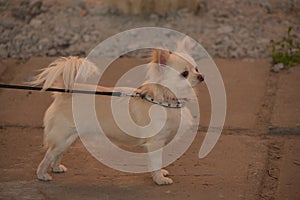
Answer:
[0,83,185,108]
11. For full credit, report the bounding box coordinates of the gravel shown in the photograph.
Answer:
[0,0,299,59]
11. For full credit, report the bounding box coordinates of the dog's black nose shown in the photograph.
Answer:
[198,74,204,82]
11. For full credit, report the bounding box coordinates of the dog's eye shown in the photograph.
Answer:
[195,67,199,72]
[181,71,189,78]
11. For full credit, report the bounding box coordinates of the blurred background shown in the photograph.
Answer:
[0,0,299,59]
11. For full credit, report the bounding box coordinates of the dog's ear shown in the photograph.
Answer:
[152,49,170,65]
[176,36,194,54]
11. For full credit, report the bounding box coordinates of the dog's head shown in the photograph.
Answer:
[147,49,204,94]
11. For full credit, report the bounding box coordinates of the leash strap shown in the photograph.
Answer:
[0,84,184,108]
[0,83,138,97]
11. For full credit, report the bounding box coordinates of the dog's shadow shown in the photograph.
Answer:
[35,177,169,199]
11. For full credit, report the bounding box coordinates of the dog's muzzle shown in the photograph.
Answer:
[198,74,204,82]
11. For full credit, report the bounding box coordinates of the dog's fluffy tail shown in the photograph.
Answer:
[30,56,100,91]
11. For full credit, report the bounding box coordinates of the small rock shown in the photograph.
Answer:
[83,35,90,42]
[293,160,300,166]
[165,190,171,194]
[71,0,86,9]
[272,63,285,73]
[70,34,80,45]
[149,13,159,21]
[89,5,110,16]
[38,38,51,50]
[29,18,42,27]
[177,8,189,17]
[11,7,28,21]
[0,0,8,7]
[257,38,270,45]
[48,48,57,56]
[2,20,14,29]
[80,9,88,16]
[217,25,233,34]
[11,0,43,22]
[29,0,43,16]
[0,44,8,57]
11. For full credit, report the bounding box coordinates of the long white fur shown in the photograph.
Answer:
[34,52,203,185]
[31,56,100,90]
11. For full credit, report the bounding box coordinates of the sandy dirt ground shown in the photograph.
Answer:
[0,57,299,200]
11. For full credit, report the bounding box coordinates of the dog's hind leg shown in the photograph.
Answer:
[37,133,77,181]
[52,153,67,173]
[37,147,55,181]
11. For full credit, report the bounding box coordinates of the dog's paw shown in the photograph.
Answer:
[52,164,67,173]
[37,173,53,181]
[152,169,173,185]
[153,176,173,185]
[161,169,169,177]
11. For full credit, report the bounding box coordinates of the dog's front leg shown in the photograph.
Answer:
[147,147,173,185]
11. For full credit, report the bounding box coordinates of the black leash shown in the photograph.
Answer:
[0,84,186,108]
[0,83,138,97]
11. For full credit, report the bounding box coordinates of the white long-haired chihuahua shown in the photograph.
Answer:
[32,49,204,185]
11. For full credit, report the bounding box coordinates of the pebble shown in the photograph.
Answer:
[48,49,57,56]
[70,34,80,45]
[11,0,43,22]
[83,35,90,42]
[2,20,14,29]
[272,63,285,73]
[0,0,8,7]
[0,44,8,57]
[89,5,111,16]
[217,25,233,34]
[29,18,42,27]
[0,0,299,59]
[38,38,51,50]
[149,13,159,21]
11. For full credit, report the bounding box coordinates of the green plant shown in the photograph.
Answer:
[271,27,300,67]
